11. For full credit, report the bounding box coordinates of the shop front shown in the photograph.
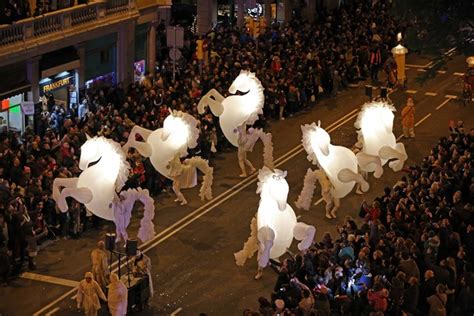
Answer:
[39,70,78,112]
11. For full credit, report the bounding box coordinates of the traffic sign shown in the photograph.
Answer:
[169,48,182,61]
[167,26,184,48]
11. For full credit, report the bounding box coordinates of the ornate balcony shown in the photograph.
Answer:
[0,0,140,67]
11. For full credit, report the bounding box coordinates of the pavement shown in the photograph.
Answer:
[1,50,473,316]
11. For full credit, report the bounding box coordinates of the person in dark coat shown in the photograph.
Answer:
[403,276,420,315]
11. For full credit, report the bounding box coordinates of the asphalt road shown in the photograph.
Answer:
[0,51,472,316]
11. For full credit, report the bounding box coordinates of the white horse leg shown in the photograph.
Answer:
[198,89,225,116]
[122,125,153,158]
[52,177,77,206]
[256,226,275,279]
[330,196,341,219]
[172,179,187,205]
[356,152,383,178]
[237,148,248,177]
[293,222,316,252]
[58,186,93,213]
[356,171,369,194]
[379,143,408,172]
[338,168,369,193]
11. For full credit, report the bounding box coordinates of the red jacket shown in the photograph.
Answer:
[367,289,389,312]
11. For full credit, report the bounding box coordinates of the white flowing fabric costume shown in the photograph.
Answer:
[53,136,156,243]
[234,167,316,274]
[198,71,274,172]
[76,272,107,316]
[301,122,369,199]
[354,101,407,176]
[108,273,128,316]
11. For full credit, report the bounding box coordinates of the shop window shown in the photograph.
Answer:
[100,50,110,63]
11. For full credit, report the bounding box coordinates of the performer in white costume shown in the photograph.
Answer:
[198,71,274,176]
[123,110,214,204]
[107,273,128,316]
[76,271,107,316]
[53,136,156,243]
[234,167,316,280]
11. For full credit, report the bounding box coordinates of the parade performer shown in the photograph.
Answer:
[234,167,316,280]
[198,71,274,176]
[76,271,107,316]
[90,241,109,289]
[401,96,415,138]
[108,273,128,316]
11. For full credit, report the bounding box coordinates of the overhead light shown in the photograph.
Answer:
[39,77,52,84]
[55,71,70,78]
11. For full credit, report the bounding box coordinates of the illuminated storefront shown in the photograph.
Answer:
[39,70,78,110]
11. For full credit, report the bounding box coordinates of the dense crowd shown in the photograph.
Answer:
[245,125,474,316]
[0,0,403,283]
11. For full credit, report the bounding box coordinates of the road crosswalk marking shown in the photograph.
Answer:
[425,92,437,96]
[20,272,79,288]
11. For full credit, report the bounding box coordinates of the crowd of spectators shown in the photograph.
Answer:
[245,125,474,316]
[0,0,405,283]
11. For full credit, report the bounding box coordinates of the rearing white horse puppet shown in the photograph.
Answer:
[296,122,369,219]
[354,101,407,177]
[234,167,316,280]
[52,136,156,242]
[198,70,274,176]
[122,110,213,205]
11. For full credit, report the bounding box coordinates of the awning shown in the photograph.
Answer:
[0,83,31,101]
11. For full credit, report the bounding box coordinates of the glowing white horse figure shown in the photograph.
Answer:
[234,167,316,279]
[53,136,156,242]
[355,101,407,175]
[123,110,200,179]
[53,136,129,221]
[198,70,264,147]
[301,122,369,199]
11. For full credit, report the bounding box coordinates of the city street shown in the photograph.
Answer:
[1,52,472,316]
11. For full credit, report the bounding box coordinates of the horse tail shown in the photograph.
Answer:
[234,215,259,266]
[254,129,274,169]
[295,168,319,210]
[114,188,156,243]
[186,157,214,201]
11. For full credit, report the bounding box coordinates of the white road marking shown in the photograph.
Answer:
[171,307,183,315]
[436,98,451,110]
[405,64,428,68]
[453,72,465,76]
[20,272,79,288]
[425,92,437,96]
[45,307,60,316]
[417,69,427,72]
[437,70,447,74]
[415,113,432,127]
[405,90,418,94]
[445,94,458,99]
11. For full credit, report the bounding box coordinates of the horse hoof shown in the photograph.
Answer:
[325,213,332,219]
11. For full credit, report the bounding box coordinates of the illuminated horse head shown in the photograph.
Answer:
[53,136,130,221]
[123,110,199,179]
[355,101,407,175]
[302,121,368,199]
[198,70,264,146]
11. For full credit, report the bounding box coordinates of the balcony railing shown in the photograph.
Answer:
[0,0,136,47]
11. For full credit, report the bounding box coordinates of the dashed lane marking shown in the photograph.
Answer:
[445,94,458,99]
[45,307,60,316]
[171,307,183,315]
[20,272,79,288]
[425,92,437,96]
[437,70,447,74]
[454,72,465,76]
[405,90,418,94]
[436,98,451,110]
[415,113,432,127]
[417,68,427,72]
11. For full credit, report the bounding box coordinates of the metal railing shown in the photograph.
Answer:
[0,0,135,48]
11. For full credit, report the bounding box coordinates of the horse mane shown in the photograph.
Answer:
[354,101,396,145]
[239,70,265,125]
[170,110,200,150]
[256,166,287,195]
[354,100,396,130]
[89,136,130,192]
[301,123,321,167]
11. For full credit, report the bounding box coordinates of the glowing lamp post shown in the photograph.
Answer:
[391,44,408,86]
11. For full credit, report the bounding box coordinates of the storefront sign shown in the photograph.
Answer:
[41,76,73,94]
[21,101,35,115]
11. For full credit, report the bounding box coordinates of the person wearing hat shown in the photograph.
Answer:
[402,96,415,138]
[76,271,107,316]
[90,241,109,288]
[108,272,128,316]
